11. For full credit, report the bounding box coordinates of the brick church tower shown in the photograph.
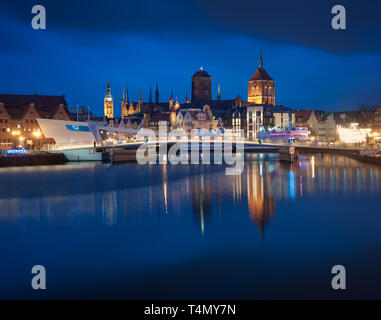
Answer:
[191,68,212,102]
[248,53,275,106]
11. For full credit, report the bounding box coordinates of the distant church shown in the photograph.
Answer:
[247,53,275,106]
[103,53,275,123]
[104,79,114,118]
[191,68,212,102]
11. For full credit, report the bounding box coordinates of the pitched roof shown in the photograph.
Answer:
[150,113,170,121]
[190,99,238,112]
[249,68,273,81]
[264,105,293,114]
[184,110,212,121]
[0,94,67,106]
[35,105,60,119]
[294,110,312,122]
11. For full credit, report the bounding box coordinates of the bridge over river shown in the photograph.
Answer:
[94,140,375,164]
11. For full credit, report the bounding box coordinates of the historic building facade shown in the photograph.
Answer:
[0,94,71,149]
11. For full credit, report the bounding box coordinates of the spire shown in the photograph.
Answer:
[169,89,174,109]
[149,87,152,104]
[122,88,125,102]
[139,88,143,103]
[155,82,159,104]
[259,50,263,69]
[185,89,190,104]
[106,78,112,98]
[217,82,221,100]
[126,86,129,104]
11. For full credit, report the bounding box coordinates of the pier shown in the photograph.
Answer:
[0,152,66,168]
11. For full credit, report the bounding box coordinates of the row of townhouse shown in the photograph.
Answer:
[295,107,381,142]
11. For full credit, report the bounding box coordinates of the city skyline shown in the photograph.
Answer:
[1,1,381,116]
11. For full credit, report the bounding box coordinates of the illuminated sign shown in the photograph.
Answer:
[66,125,91,132]
[6,148,28,155]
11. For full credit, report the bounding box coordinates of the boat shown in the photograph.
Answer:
[37,118,138,161]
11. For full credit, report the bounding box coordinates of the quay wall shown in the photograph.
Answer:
[0,153,66,168]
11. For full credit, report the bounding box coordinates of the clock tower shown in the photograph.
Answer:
[104,78,114,118]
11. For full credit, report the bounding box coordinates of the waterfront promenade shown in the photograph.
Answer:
[1,140,380,167]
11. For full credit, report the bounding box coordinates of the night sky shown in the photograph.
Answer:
[1,0,381,116]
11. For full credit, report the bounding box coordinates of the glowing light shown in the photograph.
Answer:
[33,130,41,138]
[6,148,28,155]
[337,123,371,143]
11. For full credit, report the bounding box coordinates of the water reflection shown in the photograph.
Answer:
[0,154,380,239]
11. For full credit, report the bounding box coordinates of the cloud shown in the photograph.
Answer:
[2,0,381,54]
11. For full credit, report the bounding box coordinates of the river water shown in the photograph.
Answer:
[0,153,380,299]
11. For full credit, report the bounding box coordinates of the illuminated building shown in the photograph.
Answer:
[0,94,70,149]
[104,79,114,119]
[373,107,381,131]
[337,123,372,143]
[247,52,275,106]
[246,105,264,139]
[121,87,129,118]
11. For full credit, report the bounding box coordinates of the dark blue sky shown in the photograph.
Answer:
[1,0,381,116]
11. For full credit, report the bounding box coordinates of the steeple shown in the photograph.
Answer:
[106,78,112,99]
[217,82,221,100]
[121,88,128,118]
[155,82,159,104]
[169,89,174,109]
[185,89,190,104]
[139,88,143,103]
[126,86,129,104]
[104,77,114,118]
[248,50,275,106]
[149,87,152,104]
[259,50,263,69]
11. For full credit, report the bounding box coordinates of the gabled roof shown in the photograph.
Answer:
[186,110,212,121]
[3,105,30,120]
[35,105,60,119]
[249,68,273,81]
